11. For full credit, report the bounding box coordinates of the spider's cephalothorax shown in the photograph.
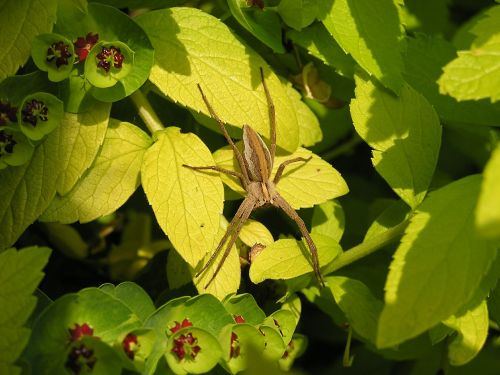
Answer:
[183,68,324,288]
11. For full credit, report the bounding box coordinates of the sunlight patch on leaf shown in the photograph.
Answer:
[249,233,341,283]
[213,145,348,209]
[40,120,151,223]
[52,102,111,195]
[377,175,498,348]
[141,127,224,268]
[476,143,500,238]
[0,0,57,79]
[438,6,500,103]
[442,299,488,366]
[319,0,405,92]
[0,246,51,375]
[351,73,441,209]
[135,7,300,152]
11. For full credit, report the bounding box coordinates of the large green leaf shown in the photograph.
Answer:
[141,127,224,268]
[311,200,345,242]
[213,145,348,209]
[319,0,405,92]
[476,143,500,238]
[239,219,274,248]
[351,73,441,209]
[278,0,319,31]
[0,246,51,375]
[0,0,57,79]
[135,7,300,152]
[443,299,489,366]
[404,34,500,126]
[377,175,498,348]
[52,102,111,195]
[438,5,500,102]
[40,120,151,223]
[249,233,341,283]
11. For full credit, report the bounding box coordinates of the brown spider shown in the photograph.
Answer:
[183,68,324,288]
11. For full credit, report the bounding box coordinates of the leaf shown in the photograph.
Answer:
[327,276,383,343]
[40,120,151,223]
[226,0,284,52]
[249,233,342,283]
[51,102,111,195]
[377,175,499,348]
[213,145,349,209]
[278,0,319,31]
[311,200,345,242]
[404,34,500,126]
[135,7,300,152]
[141,127,224,268]
[350,73,441,209]
[0,128,70,250]
[288,22,356,78]
[0,246,51,375]
[0,0,57,79]
[476,143,500,238]
[99,282,155,323]
[443,299,488,366]
[283,80,322,147]
[438,5,500,102]
[319,0,405,92]
[239,219,274,247]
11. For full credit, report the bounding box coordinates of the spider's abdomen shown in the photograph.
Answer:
[242,125,272,182]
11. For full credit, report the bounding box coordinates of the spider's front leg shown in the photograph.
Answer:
[182,164,246,188]
[273,156,312,185]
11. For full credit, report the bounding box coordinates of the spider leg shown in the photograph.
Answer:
[260,67,276,164]
[272,193,325,287]
[195,195,257,282]
[202,196,256,288]
[197,84,251,188]
[273,156,312,185]
[183,164,245,186]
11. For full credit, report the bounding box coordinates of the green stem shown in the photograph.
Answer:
[321,134,363,161]
[130,89,164,134]
[326,219,410,273]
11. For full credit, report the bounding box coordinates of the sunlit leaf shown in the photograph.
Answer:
[476,143,500,238]
[135,7,300,152]
[141,127,224,268]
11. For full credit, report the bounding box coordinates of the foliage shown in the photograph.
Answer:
[0,0,499,374]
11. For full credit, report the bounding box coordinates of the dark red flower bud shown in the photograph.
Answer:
[68,323,94,342]
[230,332,240,358]
[122,333,139,360]
[0,131,16,155]
[0,101,17,126]
[169,318,193,333]
[233,315,246,324]
[65,344,96,374]
[74,32,99,62]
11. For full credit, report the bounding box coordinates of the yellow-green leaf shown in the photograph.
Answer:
[135,7,300,152]
[476,143,500,238]
[311,200,345,242]
[239,219,274,248]
[249,233,341,283]
[213,145,349,209]
[141,127,224,268]
[40,120,151,223]
[443,299,488,366]
[52,102,111,195]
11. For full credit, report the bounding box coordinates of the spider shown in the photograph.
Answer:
[183,68,324,288]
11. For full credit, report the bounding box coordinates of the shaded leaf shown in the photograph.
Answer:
[377,175,498,348]
[351,73,441,209]
[311,200,345,242]
[0,247,51,375]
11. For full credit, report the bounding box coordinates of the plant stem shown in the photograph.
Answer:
[130,89,164,134]
[326,219,410,273]
[321,134,363,161]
